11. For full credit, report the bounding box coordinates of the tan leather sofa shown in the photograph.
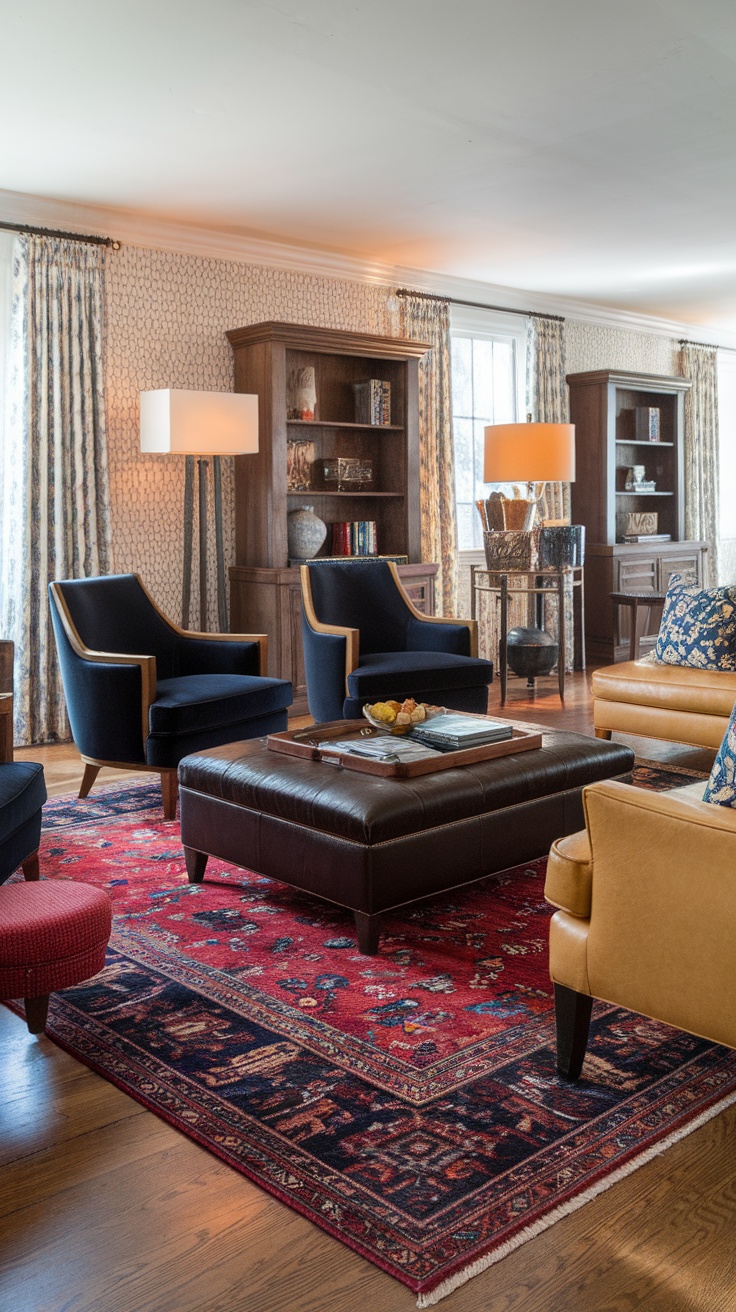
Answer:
[544,778,736,1079]
[592,658,736,750]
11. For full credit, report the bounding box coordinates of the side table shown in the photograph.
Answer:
[610,592,665,661]
[472,566,586,706]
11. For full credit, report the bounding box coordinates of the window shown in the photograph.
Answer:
[717,350,736,541]
[450,307,526,551]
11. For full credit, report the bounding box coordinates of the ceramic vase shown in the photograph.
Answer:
[287,505,327,560]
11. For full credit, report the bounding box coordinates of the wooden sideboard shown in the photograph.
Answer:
[230,562,437,715]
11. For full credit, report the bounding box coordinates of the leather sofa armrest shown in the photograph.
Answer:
[545,829,593,917]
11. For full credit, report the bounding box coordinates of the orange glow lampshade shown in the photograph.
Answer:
[483,423,576,485]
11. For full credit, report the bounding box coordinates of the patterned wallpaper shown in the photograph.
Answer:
[103,242,683,626]
[104,244,395,627]
[565,321,678,377]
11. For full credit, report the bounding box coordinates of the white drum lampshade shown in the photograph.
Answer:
[140,388,259,632]
[140,388,259,455]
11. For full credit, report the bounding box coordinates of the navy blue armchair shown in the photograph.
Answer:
[0,681,46,885]
[301,559,493,723]
[49,574,292,818]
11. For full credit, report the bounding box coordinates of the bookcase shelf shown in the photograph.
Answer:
[568,368,707,664]
[226,321,434,710]
[287,419,405,431]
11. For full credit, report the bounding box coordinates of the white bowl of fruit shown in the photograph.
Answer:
[362,698,444,736]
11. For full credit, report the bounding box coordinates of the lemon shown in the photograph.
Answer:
[370,702,396,723]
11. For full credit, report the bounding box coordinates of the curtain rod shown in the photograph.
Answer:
[678,337,718,350]
[395,287,564,322]
[0,220,120,249]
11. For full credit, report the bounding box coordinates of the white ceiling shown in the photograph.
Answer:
[4,0,736,330]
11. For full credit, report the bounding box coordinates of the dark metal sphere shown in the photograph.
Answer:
[506,627,559,680]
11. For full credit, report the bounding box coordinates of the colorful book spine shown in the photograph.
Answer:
[329,521,378,556]
[353,380,391,426]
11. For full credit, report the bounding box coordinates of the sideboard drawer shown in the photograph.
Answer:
[658,553,702,590]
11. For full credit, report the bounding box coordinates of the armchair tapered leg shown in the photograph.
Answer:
[24,995,50,1034]
[21,851,40,881]
[594,728,612,740]
[79,763,101,799]
[554,983,593,1081]
[161,771,179,820]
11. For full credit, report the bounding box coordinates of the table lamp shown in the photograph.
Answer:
[141,389,259,630]
[481,421,576,530]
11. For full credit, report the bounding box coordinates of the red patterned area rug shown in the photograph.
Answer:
[10,760,736,1306]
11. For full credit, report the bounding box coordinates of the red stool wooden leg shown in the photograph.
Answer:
[24,995,50,1034]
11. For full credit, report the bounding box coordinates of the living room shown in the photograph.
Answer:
[2,2,736,1309]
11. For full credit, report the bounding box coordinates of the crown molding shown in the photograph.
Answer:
[3,187,736,350]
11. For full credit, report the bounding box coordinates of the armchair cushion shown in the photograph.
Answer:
[306,559,414,654]
[174,637,261,677]
[150,674,292,737]
[703,702,736,807]
[406,617,471,655]
[346,650,494,699]
[0,763,47,842]
[655,573,736,671]
[0,761,46,884]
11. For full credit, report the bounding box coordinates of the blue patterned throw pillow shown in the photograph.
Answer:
[703,703,736,807]
[655,574,736,670]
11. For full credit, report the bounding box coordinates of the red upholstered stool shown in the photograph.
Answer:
[0,880,112,1034]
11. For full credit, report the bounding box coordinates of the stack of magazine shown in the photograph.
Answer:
[412,714,513,753]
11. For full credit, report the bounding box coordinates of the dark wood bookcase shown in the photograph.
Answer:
[567,369,707,663]
[226,322,434,710]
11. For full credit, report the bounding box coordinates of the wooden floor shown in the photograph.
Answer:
[4,673,734,1312]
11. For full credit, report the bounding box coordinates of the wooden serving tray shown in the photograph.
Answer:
[267,718,543,778]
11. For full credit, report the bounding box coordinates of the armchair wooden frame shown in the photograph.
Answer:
[300,562,478,697]
[49,575,269,820]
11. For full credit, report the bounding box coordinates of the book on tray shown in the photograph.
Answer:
[412,715,513,752]
[317,737,442,763]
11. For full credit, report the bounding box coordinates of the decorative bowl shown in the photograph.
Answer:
[362,702,444,736]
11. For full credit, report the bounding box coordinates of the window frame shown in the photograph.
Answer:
[450,305,527,560]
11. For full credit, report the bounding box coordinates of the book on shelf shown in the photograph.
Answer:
[622,533,672,543]
[635,406,661,441]
[330,520,377,556]
[412,714,513,752]
[353,379,391,426]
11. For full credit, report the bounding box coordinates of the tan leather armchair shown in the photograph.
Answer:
[592,658,736,749]
[545,779,736,1079]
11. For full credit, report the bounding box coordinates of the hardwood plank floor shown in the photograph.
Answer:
[3,672,730,1312]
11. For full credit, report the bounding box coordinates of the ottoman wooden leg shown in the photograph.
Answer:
[24,994,50,1035]
[554,983,593,1081]
[354,911,381,955]
[185,847,209,883]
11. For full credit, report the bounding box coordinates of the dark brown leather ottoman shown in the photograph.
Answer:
[178,726,634,954]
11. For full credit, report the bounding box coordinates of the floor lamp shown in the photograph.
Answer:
[140,389,259,630]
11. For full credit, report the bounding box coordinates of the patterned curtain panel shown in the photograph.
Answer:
[0,236,112,744]
[525,315,570,521]
[679,343,720,585]
[525,315,574,669]
[399,293,458,615]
